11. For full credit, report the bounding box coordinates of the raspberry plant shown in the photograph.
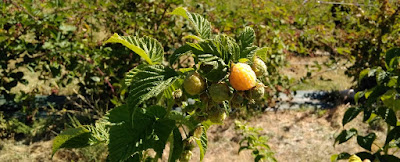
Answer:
[332,48,400,161]
[52,7,279,161]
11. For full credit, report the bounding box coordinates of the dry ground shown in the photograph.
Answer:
[284,56,354,91]
[1,104,397,162]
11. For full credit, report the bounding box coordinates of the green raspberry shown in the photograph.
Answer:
[208,82,231,103]
[230,92,244,108]
[208,105,227,123]
[183,72,206,95]
[252,57,268,77]
[247,82,265,100]
[179,150,193,162]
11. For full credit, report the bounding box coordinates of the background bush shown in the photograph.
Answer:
[1,0,400,146]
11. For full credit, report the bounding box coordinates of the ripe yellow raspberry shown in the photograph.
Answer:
[183,72,206,95]
[229,63,257,91]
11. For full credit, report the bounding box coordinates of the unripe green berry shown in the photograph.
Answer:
[209,82,231,102]
[208,105,227,123]
[179,150,193,162]
[247,82,265,100]
[252,57,268,77]
[230,92,244,108]
[183,72,206,95]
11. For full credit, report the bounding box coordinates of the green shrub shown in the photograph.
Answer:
[52,7,282,161]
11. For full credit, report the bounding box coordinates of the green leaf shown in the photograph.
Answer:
[255,155,264,162]
[52,127,91,157]
[363,108,373,122]
[388,57,400,70]
[105,34,163,65]
[355,152,373,161]
[365,85,389,106]
[183,35,203,41]
[359,68,370,83]
[254,47,272,63]
[153,118,176,158]
[195,126,208,161]
[107,105,136,162]
[169,7,189,19]
[364,87,375,99]
[170,7,212,39]
[238,58,250,63]
[168,128,184,162]
[162,77,184,101]
[376,107,397,126]
[387,76,398,87]
[331,152,351,161]
[168,111,197,130]
[198,54,228,82]
[125,65,179,107]
[354,91,365,104]
[380,155,400,162]
[187,35,240,63]
[237,27,255,50]
[342,107,362,126]
[335,128,358,145]
[108,105,176,162]
[385,48,400,67]
[169,44,194,66]
[349,155,362,162]
[375,68,387,85]
[356,133,376,151]
[385,126,400,145]
[381,89,400,112]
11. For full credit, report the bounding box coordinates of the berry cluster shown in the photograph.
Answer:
[175,57,268,124]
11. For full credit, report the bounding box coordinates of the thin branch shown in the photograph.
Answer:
[10,0,38,21]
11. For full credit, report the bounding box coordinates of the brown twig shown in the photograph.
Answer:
[9,0,38,21]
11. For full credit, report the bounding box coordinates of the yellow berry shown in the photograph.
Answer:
[229,63,257,91]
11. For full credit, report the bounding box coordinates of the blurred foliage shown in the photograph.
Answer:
[190,0,400,85]
[332,48,400,161]
[0,0,184,137]
[235,120,276,162]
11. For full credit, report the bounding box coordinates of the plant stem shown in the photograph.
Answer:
[383,124,391,155]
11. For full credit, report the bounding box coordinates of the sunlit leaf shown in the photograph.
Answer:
[342,107,362,126]
[335,128,357,145]
[105,34,163,64]
[170,7,212,39]
[52,127,91,157]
